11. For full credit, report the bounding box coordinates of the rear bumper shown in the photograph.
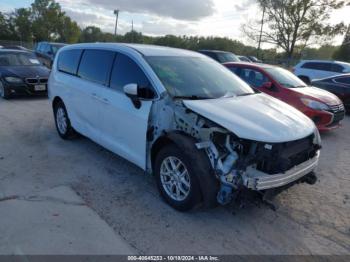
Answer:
[243,151,320,191]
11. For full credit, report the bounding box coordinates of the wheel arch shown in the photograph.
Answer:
[151,131,219,208]
[52,96,63,109]
[150,131,195,170]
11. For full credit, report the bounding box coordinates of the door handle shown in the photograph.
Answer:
[101,98,110,105]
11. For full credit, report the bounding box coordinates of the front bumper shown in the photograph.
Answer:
[243,151,320,191]
[305,104,345,132]
[4,83,47,96]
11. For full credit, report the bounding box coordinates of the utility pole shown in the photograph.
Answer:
[131,20,134,43]
[114,9,119,36]
[257,5,266,59]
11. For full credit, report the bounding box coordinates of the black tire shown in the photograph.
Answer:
[53,101,76,139]
[154,138,219,211]
[299,76,310,85]
[0,82,10,99]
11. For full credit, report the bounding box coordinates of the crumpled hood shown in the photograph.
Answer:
[1,66,50,79]
[295,86,342,105]
[183,93,316,143]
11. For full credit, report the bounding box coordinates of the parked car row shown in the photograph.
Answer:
[34,42,66,68]
[224,62,346,131]
[198,50,262,64]
[0,43,347,211]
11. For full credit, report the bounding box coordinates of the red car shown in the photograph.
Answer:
[224,62,346,131]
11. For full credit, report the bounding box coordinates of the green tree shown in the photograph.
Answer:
[0,12,12,40]
[11,8,33,43]
[244,0,346,59]
[58,16,80,43]
[333,25,350,62]
[31,0,65,41]
[79,26,104,43]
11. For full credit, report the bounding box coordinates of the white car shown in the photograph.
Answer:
[49,43,321,211]
[294,60,350,84]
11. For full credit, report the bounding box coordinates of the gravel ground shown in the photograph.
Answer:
[0,97,349,255]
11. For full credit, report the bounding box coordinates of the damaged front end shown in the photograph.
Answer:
[148,98,322,206]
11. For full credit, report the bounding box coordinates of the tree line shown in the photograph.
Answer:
[0,0,349,62]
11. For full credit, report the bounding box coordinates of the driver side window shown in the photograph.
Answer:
[110,53,151,92]
[239,68,269,88]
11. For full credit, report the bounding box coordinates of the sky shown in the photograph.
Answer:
[1,0,350,47]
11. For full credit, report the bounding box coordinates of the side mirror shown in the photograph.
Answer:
[124,83,138,97]
[123,83,155,109]
[261,82,272,89]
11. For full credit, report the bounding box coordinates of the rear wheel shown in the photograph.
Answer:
[53,101,76,139]
[0,82,10,99]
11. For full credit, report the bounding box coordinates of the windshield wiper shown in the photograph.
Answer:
[172,95,212,100]
[236,93,255,97]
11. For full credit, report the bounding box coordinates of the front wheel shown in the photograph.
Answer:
[155,141,219,211]
[155,145,201,211]
[53,101,76,139]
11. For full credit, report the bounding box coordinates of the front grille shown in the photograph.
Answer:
[327,103,345,127]
[25,78,48,85]
[328,104,345,113]
[256,135,318,175]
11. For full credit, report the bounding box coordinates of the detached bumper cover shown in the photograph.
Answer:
[243,151,320,191]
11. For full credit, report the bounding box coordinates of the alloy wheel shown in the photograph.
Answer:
[56,107,68,135]
[160,156,191,201]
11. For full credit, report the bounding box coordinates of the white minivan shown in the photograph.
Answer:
[49,43,321,211]
[294,60,350,83]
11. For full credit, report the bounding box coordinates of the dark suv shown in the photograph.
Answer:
[34,42,66,68]
[198,50,239,64]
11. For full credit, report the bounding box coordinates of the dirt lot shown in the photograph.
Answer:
[0,97,349,255]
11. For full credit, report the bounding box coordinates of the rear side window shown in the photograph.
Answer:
[43,44,51,54]
[331,64,344,73]
[110,53,150,91]
[302,62,332,71]
[38,44,45,52]
[58,49,83,75]
[78,50,115,85]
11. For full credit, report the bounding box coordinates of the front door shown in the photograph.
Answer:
[99,53,154,169]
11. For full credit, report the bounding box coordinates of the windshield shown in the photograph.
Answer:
[146,56,254,99]
[264,67,307,88]
[0,52,41,66]
[217,52,239,63]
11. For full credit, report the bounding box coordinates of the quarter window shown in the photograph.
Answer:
[58,49,83,75]
[110,53,150,91]
[78,50,115,85]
